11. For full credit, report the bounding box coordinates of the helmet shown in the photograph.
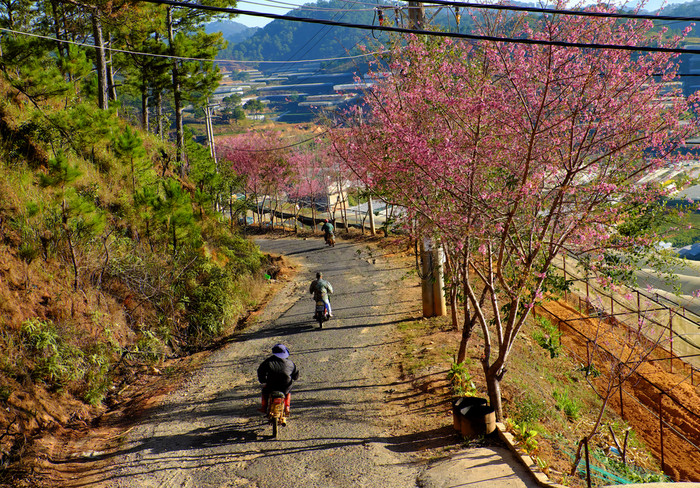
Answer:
[272,344,290,359]
[324,219,328,223]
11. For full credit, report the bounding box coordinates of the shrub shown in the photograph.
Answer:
[447,361,476,397]
[533,316,562,358]
[21,318,84,389]
[553,388,582,421]
[512,394,547,424]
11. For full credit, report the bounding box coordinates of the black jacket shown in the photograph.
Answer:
[257,356,299,394]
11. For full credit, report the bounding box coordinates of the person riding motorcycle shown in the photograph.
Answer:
[257,344,299,421]
[321,219,334,244]
[309,271,333,317]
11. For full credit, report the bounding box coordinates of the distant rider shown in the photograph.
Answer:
[321,219,334,244]
[309,271,334,317]
[257,344,299,419]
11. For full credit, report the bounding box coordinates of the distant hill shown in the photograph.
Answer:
[205,20,258,44]
[217,0,474,65]
[215,0,700,66]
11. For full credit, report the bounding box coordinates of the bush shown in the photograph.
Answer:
[447,361,476,397]
[553,388,582,421]
[533,316,562,358]
[21,318,84,389]
[181,258,237,345]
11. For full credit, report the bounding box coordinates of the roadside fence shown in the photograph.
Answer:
[537,253,700,479]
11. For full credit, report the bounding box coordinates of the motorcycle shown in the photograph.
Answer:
[265,390,288,438]
[324,232,335,247]
[314,300,330,328]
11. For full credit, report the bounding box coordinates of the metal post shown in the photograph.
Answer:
[584,436,592,488]
[408,0,425,28]
[562,253,567,301]
[610,292,614,321]
[669,310,673,373]
[432,244,447,317]
[659,393,665,472]
[367,193,376,235]
[619,371,624,420]
[637,291,641,327]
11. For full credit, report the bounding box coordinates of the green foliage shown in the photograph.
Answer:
[506,419,541,456]
[38,151,81,189]
[154,178,200,254]
[447,361,476,397]
[21,318,84,389]
[180,258,236,343]
[0,35,71,101]
[112,125,148,192]
[553,388,582,421]
[603,456,668,483]
[0,386,12,403]
[243,99,264,112]
[83,343,115,406]
[135,326,168,362]
[532,316,562,359]
[576,362,601,378]
[511,394,547,424]
[21,318,118,403]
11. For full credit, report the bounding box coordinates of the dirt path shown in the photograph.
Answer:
[69,236,441,487]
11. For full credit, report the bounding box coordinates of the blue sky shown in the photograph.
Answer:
[234,0,310,28]
[233,0,697,29]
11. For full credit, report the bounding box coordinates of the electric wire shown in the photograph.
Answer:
[409,0,700,22]
[0,26,385,63]
[237,0,378,12]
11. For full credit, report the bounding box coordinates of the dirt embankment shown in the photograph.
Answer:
[539,299,700,482]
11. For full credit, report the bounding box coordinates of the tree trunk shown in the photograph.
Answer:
[50,0,67,58]
[167,7,184,169]
[107,40,117,102]
[367,193,376,235]
[91,13,109,110]
[484,363,504,420]
[141,90,149,131]
[157,91,164,139]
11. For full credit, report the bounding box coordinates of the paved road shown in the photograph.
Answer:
[93,236,426,487]
[76,235,544,488]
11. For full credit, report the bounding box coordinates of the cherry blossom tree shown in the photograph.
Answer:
[286,144,331,232]
[218,131,289,227]
[332,3,700,418]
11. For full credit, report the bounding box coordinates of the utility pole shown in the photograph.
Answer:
[420,236,446,317]
[204,101,218,167]
[367,192,376,235]
[408,1,425,29]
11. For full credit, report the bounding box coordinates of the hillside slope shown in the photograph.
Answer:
[0,75,267,485]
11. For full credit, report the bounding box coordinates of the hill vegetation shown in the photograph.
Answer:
[219,0,472,63]
[218,0,700,64]
[0,20,268,488]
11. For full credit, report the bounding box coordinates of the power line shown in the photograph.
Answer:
[0,26,383,63]
[137,0,700,56]
[237,0,378,12]
[407,0,700,23]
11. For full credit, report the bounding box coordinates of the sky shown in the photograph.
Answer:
[232,0,698,29]
[234,0,311,28]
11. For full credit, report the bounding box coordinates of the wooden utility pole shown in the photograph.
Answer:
[367,194,376,235]
[420,237,446,317]
[408,1,425,29]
